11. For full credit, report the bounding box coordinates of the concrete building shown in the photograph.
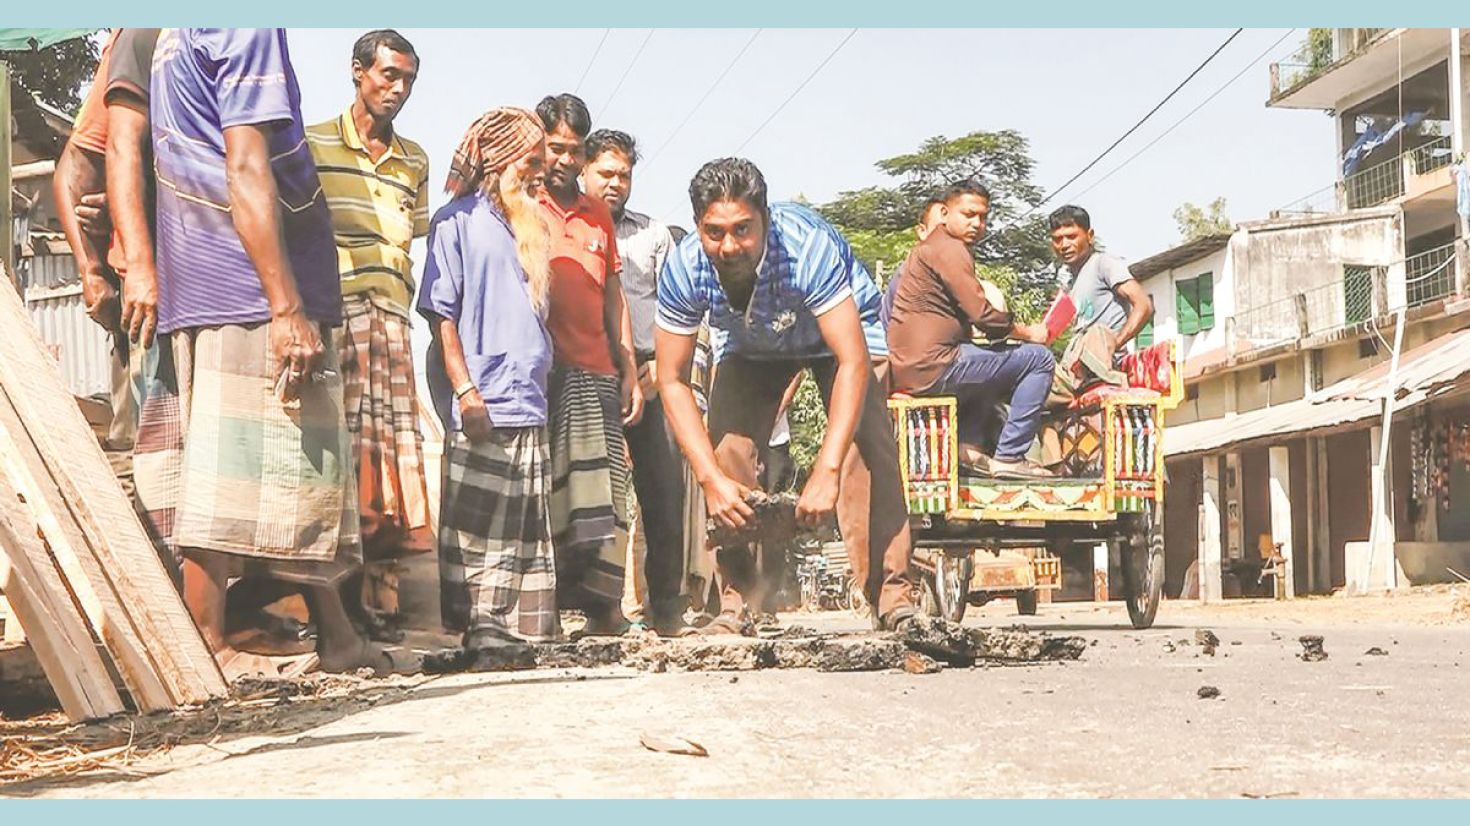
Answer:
[1143,29,1470,602]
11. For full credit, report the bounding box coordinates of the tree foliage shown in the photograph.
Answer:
[818,129,1057,301]
[1172,197,1232,242]
[1,35,100,114]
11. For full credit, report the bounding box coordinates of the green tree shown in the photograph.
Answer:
[819,129,1056,301]
[1172,197,1232,242]
[1,35,100,114]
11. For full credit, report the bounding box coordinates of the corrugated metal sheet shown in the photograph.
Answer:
[1165,325,1470,458]
[1323,326,1470,404]
[22,251,82,290]
[25,286,114,400]
[1164,397,1378,458]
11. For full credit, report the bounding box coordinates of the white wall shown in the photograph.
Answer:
[1135,244,1233,365]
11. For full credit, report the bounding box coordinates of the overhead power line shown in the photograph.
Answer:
[1032,28,1245,216]
[645,28,764,167]
[573,29,611,95]
[1071,28,1299,201]
[597,29,657,121]
[735,28,859,154]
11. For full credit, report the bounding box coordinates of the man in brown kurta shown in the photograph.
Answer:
[887,180,1056,479]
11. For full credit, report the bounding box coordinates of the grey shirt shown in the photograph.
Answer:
[1066,249,1134,335]
[616,208,675,357]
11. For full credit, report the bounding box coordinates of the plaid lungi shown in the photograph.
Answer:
[132,337,184,578]
[548,365,629,607]
[439,428,559,644]
[172,322,361,585]
[339,295,432,561]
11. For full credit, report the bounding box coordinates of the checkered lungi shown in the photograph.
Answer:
[338,295,432,561]
[548,365,628,608]
[132,338,183,577]
[171,322,361,585]
[438,428,559,644]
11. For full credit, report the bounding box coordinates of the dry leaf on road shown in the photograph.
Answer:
[640,732,709,757]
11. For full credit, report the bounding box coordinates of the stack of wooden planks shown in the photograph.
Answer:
[0,266,226,720]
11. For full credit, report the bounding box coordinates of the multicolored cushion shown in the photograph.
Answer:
[1118,341,1174,395]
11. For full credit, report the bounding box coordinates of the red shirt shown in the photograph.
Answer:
[539,190,623,375]
[70,30,127,274]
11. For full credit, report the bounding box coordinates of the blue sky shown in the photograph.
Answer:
[288,27,1336,263]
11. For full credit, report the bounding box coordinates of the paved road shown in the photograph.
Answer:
[17,597,1470,798]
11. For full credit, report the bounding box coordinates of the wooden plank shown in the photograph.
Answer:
[0,276,225,705]
[0,396,171,710]
[0,474,125,720]
[1,595,27,643]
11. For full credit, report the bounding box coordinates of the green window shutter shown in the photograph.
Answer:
[1176,278,1200,336]
[1344,266,1373,324]
[1196,272,1215,331]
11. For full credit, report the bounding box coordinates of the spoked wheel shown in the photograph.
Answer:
[921,551,973,623]
[1119,501,1165,629]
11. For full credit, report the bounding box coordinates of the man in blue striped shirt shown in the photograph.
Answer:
[656,158,918,633]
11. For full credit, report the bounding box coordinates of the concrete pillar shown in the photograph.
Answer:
[1092,542,1108,602]
[1199,455,1224,602]
[1268,445,1296,599]
[1224,451,1244,560]
[1367,425,1399,590]
[1451,29,1470,297]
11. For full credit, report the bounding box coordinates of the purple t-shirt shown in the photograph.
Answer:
[150,28,339,333]
[417,192,553,432]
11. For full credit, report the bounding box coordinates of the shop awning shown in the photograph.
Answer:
[1322,325,1470,407]
[1163,396,1378,458]
[1164,324,1470,458]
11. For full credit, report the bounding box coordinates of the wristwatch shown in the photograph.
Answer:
[454,381,477,400]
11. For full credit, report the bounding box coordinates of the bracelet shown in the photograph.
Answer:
[454,382,477,400]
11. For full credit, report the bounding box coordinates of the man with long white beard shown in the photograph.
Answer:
[418,108,561,648]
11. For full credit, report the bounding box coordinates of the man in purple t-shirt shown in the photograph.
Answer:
[150,28,390,677]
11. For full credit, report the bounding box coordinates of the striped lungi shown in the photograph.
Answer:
[339,295,432,561]
[439,428,559,644]
[172,322,361,585]
[548,365,629,607]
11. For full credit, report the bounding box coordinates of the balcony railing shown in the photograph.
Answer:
[1231,244,1459,349]
[1406,242,1458,308]
[1274,183,1338,217]
[1344,136,1454,210]
[1270,28,1390,99]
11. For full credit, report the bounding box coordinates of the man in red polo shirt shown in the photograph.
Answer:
[535,93,643,635]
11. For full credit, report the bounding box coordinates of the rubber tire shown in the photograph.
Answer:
[1015,589,1039,616]
[1121,502,1165,629]
[922,552,971,623]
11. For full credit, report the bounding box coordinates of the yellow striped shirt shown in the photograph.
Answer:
[306,108,429,317]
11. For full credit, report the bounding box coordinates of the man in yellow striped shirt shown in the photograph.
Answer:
[307,29,432,632]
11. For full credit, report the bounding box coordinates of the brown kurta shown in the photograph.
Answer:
[885,230,1013,393]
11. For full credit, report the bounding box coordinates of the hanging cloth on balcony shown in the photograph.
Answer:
[1342,111,1426,176]
[1455,158,1470,219]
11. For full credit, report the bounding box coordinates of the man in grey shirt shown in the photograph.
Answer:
[581,129,688,635]
[1044,205,1153,404]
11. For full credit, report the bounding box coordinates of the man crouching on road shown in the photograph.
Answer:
[654,158,919,634]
